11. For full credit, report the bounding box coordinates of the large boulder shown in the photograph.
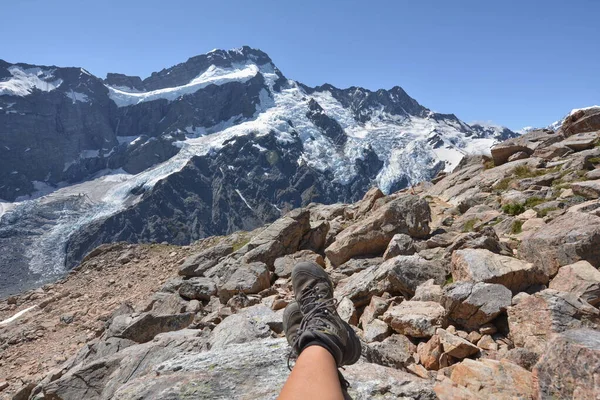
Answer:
[383,233,416,260]
[364,334,416,368]
[107,312,195,344]
[451,248,548,293]
[507,289,600,354]
[217,262,271,303]
[209,305,279,349]
[533,329,600,400]
[325,195,431,267]
[549,260,600,306]
[273,250,324,279]
[178,277,218,301]
[434,359,533,400]
[560,107,600,136]
[572,180,600,199]
[380,255,447,298]
[441,282,512,330]
[334,254,445,306]
[109,338,436,400]
[383,301,447,338]
[490,129,562,165]
[561,131,599,151]
[520,211,600,276]
[178,244,233,277]
[241,209,311,267]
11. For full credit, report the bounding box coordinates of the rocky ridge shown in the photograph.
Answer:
[0,110,599,398]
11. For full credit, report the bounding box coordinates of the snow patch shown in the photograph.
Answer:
[64,89,89,103]
[0,66,63,96]
[107,63,260,107]
[235,189,253,210]
[0,305,37,326]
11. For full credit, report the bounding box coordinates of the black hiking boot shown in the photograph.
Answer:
[289,261,361,367]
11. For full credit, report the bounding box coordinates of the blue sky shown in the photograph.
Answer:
[1,0,598,130]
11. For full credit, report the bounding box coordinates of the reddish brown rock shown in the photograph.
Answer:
[383,301,446,338]
[434,359,533,400]
[520,211,600,275]
[451,248,548,293]
[561,107,600,137]
[507,289,600,354]
[533,329,600,400]
[549,260,600,306]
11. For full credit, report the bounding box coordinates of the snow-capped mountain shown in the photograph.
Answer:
[0,46,518,297]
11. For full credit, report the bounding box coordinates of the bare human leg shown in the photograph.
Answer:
[277,345,344,400]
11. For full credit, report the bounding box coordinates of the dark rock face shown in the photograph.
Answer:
[64,132,373,268]
[303,83,428,123]
[0,48,277,201]
[0,63,116,200]
[306,98,346,146]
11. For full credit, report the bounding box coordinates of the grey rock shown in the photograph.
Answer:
[572,180,600,199]
[178,244,233,277]
[111,338,436,400]
[520,211,600,276]
[178,277,217,301]
[273,250,324,279]
[413,279,443,303]
[561,107,600,136]
[507,289,600,354]
[502,347,539,371]
[441,281,512,330]
[209,305,280,349]
[364,334,416,369]
[337,296,358,326]
[533,328,600,399]
[363,319,392,343]
[298,220,330,253]
[383,255,447,297]
[383,233,416,260]
[490,129,563,165]
[107,312,195,343]
[451,248,548,293]
[217,261,271,303]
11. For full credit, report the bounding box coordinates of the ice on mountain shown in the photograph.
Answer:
[0,66,63,96]
[64,90,90,103]
[106,64,261,107]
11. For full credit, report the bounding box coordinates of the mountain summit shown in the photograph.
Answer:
[0,47,518,296]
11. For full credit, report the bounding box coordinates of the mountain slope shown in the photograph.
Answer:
[0,46,518,297]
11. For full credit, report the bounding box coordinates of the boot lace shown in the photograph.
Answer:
[287,285,338,370]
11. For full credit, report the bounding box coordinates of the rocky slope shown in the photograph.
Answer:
[0,47,518,297]
[1,110,599,399]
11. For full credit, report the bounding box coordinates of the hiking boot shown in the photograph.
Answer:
[282,300,302,346]
[290,261,361,367]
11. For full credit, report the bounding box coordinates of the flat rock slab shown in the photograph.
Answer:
[549,260,600,306]
[442,281,511,330]
[434,358,533,400]
[533,329,600,400]
[451,248,547,293]
[111,338,436,400]
[507,289,600,354]
[383,301,447,338]
[560,131,599,151]
[572,180,600,199]
[520,211,600,275]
